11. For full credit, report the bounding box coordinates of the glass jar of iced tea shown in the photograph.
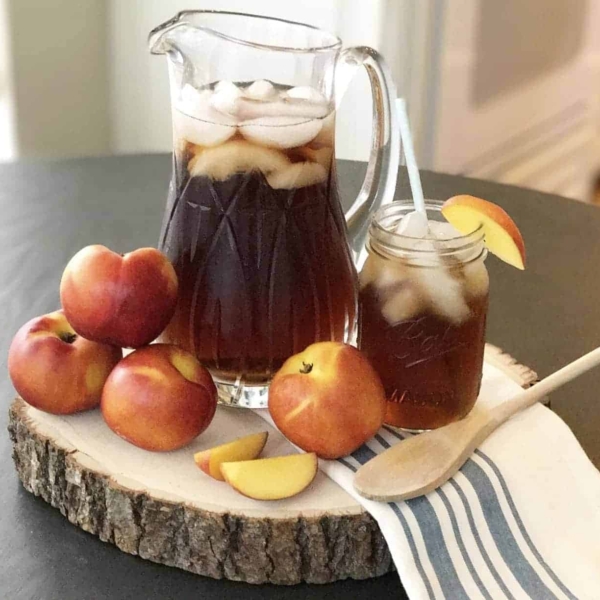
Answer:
[358,201,489,430]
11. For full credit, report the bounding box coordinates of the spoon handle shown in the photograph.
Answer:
[492,346,600,425]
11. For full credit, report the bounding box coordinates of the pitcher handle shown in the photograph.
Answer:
[338,47,399,264]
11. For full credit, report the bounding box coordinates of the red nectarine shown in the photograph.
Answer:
[101,344,217,451]
[268,342,386,459]
[60,245,178,348]
[8,310,122,414]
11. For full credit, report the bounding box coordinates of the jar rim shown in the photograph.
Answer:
[370,199,484,245]
[368,200,486,263]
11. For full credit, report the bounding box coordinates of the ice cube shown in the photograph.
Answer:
[373,260,411,290]
[415,263,471,325]
[179,84,209,109]
[173,110,237,147]
[188,140,290,181]
[236,98,330,121]
[175,84,238,146]
[359,254,423,321]
[240,116,323,149]
[381,283,424,325]
[430,221,462,240]
[244,80,278,101]
[266,161,327,189]
[214,80,242,94]
[396,211,429,238]
[462,260,489,298]
[178,84,229,121]
[285,86,327,104]
[210,80,244,116]
[311,112,335,146]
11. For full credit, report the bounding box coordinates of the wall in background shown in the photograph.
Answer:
[1,0,598,201]
[4,0,110,159]
[429,0,600,201]
[0,0,16,160]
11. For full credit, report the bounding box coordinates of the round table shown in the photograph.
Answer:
[2,156,599,600]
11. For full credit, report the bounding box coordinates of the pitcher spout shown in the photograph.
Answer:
[148,12,188,55]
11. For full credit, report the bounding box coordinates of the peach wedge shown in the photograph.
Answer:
[194,432,268,481]
[221,453,318,500]
[442,195,526,270]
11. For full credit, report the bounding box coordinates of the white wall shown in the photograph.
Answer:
[429,0,600,201]
[0,0,16,160]
[5,0,110,159]
[108,0,408,161]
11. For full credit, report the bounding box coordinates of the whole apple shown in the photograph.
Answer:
[8,310,122,414]
[268,342,386,459]
[60,245,178,348]
[101,344,217,451]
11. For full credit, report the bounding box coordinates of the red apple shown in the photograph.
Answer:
[60,245,178,348]
[8,310,122,414]
[268,342,386,459]
[101,344,217,451]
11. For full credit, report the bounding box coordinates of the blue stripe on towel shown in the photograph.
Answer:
[461,459,560,599]
[338,449,436,599]
[375,433,493,599]
[383,425,406,440]
[475,450,578,600]
[352,445,469,599]
[449,479,516,600]
[437,487,494,600]
[337,456,357,472]
[374,433,391,448]
[381,427,520,597]
[363,425,577,599]
[388,503,437,600]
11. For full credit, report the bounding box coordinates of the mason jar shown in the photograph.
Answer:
[358,200,489,431]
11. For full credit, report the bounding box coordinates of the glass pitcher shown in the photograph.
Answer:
[149,11,399,408]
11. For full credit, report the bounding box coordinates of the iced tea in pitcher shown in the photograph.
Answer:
[159,81,357,396]
[358,201,489,430]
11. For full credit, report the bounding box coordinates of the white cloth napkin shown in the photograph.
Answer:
[257,363,600,599]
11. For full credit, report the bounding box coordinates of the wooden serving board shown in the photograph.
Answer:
[8,344,537,585]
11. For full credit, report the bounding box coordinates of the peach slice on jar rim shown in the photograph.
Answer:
[441,195,526,270]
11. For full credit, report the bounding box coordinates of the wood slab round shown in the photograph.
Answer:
[8,345,536,585]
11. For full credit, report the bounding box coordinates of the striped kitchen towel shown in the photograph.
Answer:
[258,362,600,599]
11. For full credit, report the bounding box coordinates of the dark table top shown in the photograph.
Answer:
[2,155,600,599]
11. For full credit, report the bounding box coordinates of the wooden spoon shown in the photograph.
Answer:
[354,346,600,502]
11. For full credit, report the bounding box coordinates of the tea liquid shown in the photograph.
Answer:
[359,284,488,430]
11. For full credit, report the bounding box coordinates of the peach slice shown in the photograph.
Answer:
[221,453,318,500]
[194,432,268,481]
[441,195,526,270]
